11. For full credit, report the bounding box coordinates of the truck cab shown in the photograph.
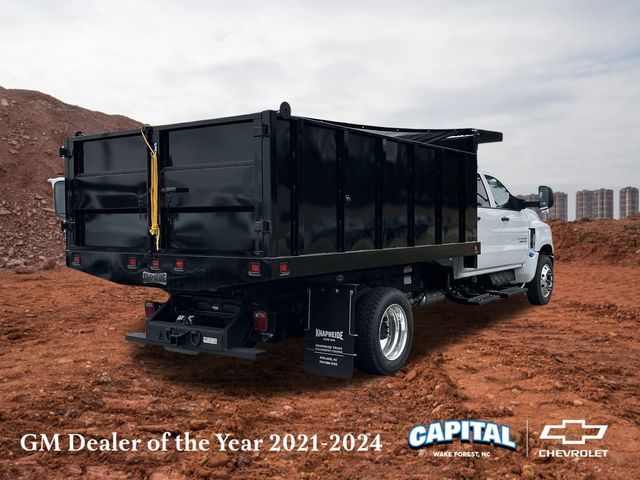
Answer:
[450,170,554,306]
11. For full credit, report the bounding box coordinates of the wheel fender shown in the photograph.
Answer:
[514,250,539,283]
[526,214,554,253]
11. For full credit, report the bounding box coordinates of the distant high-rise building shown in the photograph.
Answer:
[576,190,593,219]
[548,191,568,221]
[575,189,613,219]
[593,189,613,219]
[620,186,639,218]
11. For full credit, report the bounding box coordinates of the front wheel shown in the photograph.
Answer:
[355,287,414,375]
[526,254,554,305]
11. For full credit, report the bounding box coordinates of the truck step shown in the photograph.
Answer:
[465,293,501,305]
[488,286,528,298]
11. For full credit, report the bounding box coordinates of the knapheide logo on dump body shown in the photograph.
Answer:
[538,419,609,458]
[408,420,516,450]
[315,328,344,341]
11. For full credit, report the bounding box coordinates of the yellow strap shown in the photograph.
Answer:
[140,128,160,250]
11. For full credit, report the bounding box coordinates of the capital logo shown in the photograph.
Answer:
[408,420,516,450]
[540,420,607,445]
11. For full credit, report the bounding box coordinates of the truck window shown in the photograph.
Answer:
[477,175,490,207]
[484,174,513,208]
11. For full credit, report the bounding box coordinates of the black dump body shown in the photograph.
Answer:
[60,107,501,293]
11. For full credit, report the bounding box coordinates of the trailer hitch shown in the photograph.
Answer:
[166,327,204,347]
[167,328,189,346]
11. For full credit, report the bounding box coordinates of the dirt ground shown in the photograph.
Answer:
[0,261,639,480]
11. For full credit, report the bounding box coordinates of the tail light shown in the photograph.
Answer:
[248,262,261,277]
[279,262,289,276]
[144,301,159,318]
[127,257,138,269]
[174,259,185,272]
[253,310,268,332]
[150,258,160,270]
[71,254,81,266]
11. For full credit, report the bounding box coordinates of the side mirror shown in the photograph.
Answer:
[538,185,554,209]
[51,179,66,218]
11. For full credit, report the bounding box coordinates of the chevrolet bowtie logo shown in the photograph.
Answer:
[540,420,608,445]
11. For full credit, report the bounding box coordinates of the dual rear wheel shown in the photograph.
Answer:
[355,287,414,375]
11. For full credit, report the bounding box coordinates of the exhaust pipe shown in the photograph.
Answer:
[416,289,445,308]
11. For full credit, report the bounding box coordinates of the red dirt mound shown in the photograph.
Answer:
[549,217,640,266]
[0,87,141,270]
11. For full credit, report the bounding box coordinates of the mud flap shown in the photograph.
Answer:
[304,285,358,379]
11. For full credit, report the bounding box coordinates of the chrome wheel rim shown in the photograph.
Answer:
[378,304,408,361]
[540,263,553,298]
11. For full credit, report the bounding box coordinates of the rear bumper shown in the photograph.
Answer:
[125,330,266,360]
[125,296,266,360]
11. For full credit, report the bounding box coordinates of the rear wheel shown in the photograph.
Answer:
[526,254,554,305]
[355,287,413,375]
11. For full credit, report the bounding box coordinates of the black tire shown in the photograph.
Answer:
[526,254,554,305]
[355,287,414,375]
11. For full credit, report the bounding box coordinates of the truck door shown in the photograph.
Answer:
[476,174,503,269]
[481,174,529,267]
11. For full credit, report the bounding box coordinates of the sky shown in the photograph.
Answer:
[1,0,639,219]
